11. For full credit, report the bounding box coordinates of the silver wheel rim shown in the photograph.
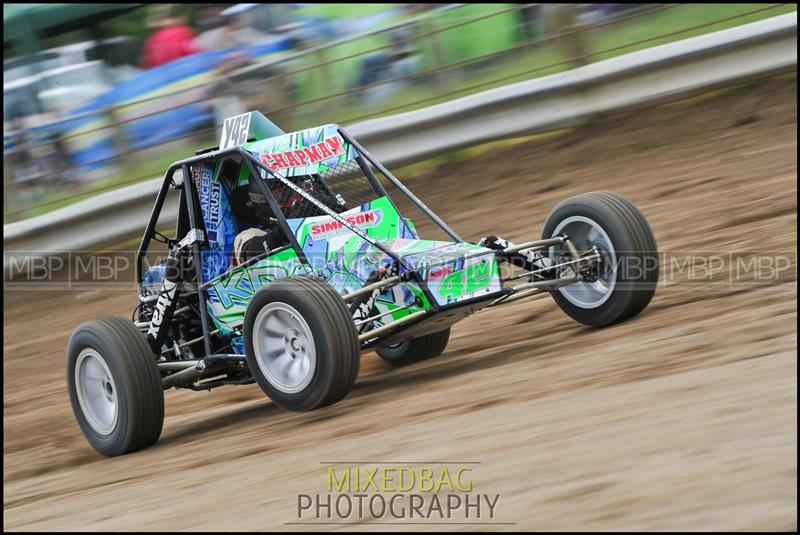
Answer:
[252,302,316,394]
[550,216,617,309]
[75,348,118,436]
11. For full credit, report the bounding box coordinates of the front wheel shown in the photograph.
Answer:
[542,191,658,327]
[67,316,164,457]
[243,276,360,411]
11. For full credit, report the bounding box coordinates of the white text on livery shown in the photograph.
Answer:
[193,164,220,238]
[310,210,381,238]
[259,136,345,170]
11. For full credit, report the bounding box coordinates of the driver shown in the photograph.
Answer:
[223,161,339,266]
[219,159,289,265]
[228,183,289,265]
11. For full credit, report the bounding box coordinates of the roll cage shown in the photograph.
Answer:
[135,127,480,372]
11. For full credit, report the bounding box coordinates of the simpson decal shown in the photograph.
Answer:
[309,209,383,239]
[259,136,345,171]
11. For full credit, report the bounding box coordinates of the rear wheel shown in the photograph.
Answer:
[244,276,360,411]
[67,316,164,457]
[376,328,451,366]
[542,191,658,326]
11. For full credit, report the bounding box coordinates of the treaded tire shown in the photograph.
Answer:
[376,328,451,366]
[67,316,164,457]
[542,191,658,327]
[243,276,360,411]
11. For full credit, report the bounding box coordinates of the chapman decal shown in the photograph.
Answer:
[259,136,345,171]
[309,209,383,239]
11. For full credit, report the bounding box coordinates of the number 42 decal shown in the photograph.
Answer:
[439,260,491,298]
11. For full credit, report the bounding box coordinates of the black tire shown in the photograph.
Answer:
[376,328,451,366]
[541,191,658,327]
[243,276,360,411]
[66,316,164,457]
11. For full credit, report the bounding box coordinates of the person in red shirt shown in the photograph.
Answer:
[140,4,204,69]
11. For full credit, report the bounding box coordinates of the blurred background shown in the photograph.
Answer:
[3,3,796,224]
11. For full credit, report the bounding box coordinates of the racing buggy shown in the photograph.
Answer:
[67,111,659,456]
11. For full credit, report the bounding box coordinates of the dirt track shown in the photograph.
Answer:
[3,78,797,531]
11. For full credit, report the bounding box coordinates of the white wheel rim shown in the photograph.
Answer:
[75,348,118,436]
[252,302,316,394]
[550,215,618,309]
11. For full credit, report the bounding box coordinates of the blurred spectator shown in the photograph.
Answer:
[404,4,445,15]
[356,28,419,104]
[193,5,273,138]
[194,4,275,51]
[518,4,542,41]
[140,5,203,69]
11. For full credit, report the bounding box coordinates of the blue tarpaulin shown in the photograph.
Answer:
[9,37,293,172]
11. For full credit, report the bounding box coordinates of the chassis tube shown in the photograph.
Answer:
[490,276,581,307]
[510,275,580,292]
[242,159,309,265]
[487,288,545,307]
[501,253,600,283]
[339,128,463,243]
[136,167,177,284]
[342,275,402,301]
[181,164,214,358]
[247,156,410,268]
[355,299,418,327]
[161,354,246,389]
[354,154,390,198]
[162,361,222,389]
[358,309,427,343]
[158,360,200,372]
[502,237,565,254]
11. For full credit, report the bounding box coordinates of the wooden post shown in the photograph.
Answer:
[314,47,338,120]
[421,17,449,88]
[543,4,591,68]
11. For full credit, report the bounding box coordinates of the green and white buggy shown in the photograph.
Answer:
[67,111,659,456]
